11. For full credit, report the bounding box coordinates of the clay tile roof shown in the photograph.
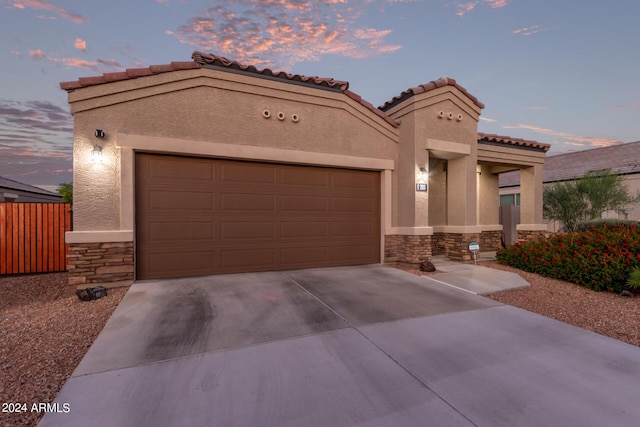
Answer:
[191,51,350,91]
[478,132,550,152]
[192,52,396,127]
[59,61,201,91]
[379,77,485,111]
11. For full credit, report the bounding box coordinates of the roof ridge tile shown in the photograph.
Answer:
[380,77,484,111]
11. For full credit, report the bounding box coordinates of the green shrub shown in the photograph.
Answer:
[627,268,640,290]
[574,219,638,233]
[496,224,640,293]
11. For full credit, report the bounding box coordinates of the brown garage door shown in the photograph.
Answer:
[135,153,381,279]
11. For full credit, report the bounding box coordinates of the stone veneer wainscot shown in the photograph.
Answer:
[67,242,134,287]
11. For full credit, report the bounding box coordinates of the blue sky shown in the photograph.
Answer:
[1,0,639,188]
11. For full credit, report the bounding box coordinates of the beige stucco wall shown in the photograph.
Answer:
[67,68,398,231]
[477,164,499,226]
[428,159,447,226]
[384,87,482,230]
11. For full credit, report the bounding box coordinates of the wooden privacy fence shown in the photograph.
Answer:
[0,203,72,275]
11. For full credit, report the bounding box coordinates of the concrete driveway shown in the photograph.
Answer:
[40,265,640,427]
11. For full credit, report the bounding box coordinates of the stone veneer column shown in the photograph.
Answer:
[444,233,480,261]
[479,229,503,251]
[517,229,548,242]
[384,234,432,264]
[67,242,134,288]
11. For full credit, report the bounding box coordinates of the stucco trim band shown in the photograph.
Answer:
[480,224,503,232]
[386,227,434,236]
[432,225,483,234]
[117,133,395,171]
[426,139,471,158]
[516,224,549,231]
[66,230,134,243]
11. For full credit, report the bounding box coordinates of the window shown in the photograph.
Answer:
[500,194,520,206]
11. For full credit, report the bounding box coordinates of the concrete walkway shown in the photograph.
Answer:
[39,264,640,427]
[428,253,531,295]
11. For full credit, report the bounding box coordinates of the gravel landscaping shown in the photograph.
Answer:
[2,264,639,426]
[391,261,640,347]
[0,273,126,427]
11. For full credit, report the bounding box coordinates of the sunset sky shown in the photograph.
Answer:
[1,0,639,188]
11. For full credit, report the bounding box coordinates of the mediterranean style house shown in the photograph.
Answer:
[60,52,549,288]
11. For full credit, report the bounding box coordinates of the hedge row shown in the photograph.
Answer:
[496,223,640,292]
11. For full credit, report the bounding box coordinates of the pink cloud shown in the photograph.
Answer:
[480,117,497,123]
[456,2,476,16]
[503,123,622,148]
[10,50,22,57]
[171,0,403,68]
[29,48,47,59]
[512,25,542,36]
[611,100,640,110]
[74,38,87,51]
[9,0,87,23]
[456,0,509,16]
[529,106,549,111]
[485,0,509,8]
[27,48,122,72]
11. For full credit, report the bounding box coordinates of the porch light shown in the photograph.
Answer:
[418,167,428,183]
[91,144,103,163]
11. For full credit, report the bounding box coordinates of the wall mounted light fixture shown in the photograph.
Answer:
[418,167,428,183]
[91,144,103,163]
[95,129,105,139]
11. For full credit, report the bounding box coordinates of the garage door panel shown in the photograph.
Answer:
[331,171,375,189]
[149,191,214,210]
[220,248,276,269]
[330,197,375,213]
[331,222,375,237]
[280,222,329,239]
[220,162,276,184]
[147,222,214,241]
[279,168,330,187]
[144,250,215,277]
[220,193,276,211]
[145,156,215,182]
[280,246,330,267]
[280,196,329,213]
[220,222,277,239]
[136,154,380,279]
[331,244,377,263]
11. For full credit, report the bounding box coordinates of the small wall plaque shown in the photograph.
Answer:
[416,183,428,192]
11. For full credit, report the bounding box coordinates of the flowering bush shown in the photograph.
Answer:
[496,223,640,292]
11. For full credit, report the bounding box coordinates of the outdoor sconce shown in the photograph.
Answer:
[91,144,103,163]
[418,167,428,183]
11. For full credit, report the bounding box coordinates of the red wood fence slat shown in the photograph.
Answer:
[0,203,71,275]
[12,204,19,274]
[0,204,6,275]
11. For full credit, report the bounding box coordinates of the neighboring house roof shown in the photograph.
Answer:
[379,77,485,111]
[0,176,61,197]
[499,140,640,187]
[479,133,551,152]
